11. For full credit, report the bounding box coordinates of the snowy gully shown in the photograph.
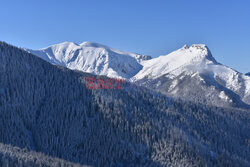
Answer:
[86,77,124,89]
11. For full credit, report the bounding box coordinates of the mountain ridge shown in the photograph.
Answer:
[27,41,151,79]
[27,41,250,108]
[132,44,250,107]
[132,44,218,81]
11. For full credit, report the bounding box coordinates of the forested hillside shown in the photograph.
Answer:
[0,42,249,166]
[0,142,89,167]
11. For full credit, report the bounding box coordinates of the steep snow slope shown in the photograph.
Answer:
[132,44,217,80]
[27,42,151,79]
[132,44,250,107]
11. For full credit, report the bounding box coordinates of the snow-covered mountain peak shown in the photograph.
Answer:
[132,44,218,81]
[27,41,152,79]
[132,44,250,107]
[190,44,206,49]
[42,41,80,50]
[184,44,216,62]
[189,44,208,53]
[181,44,207,50]
[80,41,152,62]
[172,44,216,63]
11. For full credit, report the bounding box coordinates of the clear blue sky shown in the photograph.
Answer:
[1,0,249,73]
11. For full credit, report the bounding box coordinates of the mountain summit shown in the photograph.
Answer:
[132,44,250,107]
[27,41,151,79]
[132,44,218,81]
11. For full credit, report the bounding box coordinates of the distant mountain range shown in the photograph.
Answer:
[27,42,250,108]
[1,41,250,166]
